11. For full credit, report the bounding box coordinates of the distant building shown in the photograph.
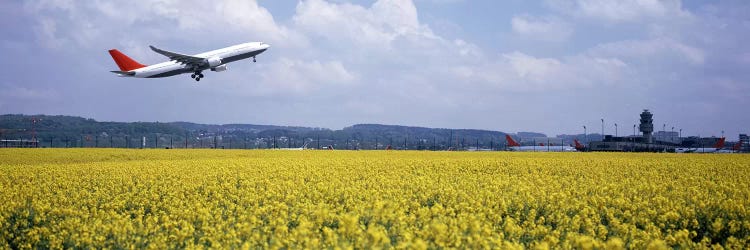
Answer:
[653,131,680,144]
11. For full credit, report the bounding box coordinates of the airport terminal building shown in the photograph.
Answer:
[588,110,729,152]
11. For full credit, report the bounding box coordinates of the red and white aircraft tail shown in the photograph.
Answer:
[574,139,586,151]
[714,137,726,149]
[108,49,147,73]
[505,135,521,147]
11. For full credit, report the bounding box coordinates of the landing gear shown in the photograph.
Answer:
[192,71,204,81]
[253,56,256,63]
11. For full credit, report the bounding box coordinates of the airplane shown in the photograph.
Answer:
[675,137,726,153]
[276,142,310,151]
[108,42,270,81]
[504,135,577,152]
[716,138,743,154]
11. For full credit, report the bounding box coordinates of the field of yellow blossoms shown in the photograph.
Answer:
[1,149,749,249]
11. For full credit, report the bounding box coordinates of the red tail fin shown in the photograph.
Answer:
[505,135,520,147]
[732,139,742,151]
[574,139,584,150]
[108,49,146,71]
[713,137,726,149]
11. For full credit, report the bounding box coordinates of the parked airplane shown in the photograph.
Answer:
[108,42,270,81]
[276,142,310,151]
[675,137,726,153]
[716,138,743,154]
[505,135,577,152]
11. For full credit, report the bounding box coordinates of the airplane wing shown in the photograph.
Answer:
[149,45,205,67]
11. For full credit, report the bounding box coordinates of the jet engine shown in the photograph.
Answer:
[210,64,228,72]
[206,57,222,67]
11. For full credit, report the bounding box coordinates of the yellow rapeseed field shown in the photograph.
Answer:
[1,149,749,249]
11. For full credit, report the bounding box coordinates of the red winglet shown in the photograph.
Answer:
[505,135,521,147]
[108,49,147,71]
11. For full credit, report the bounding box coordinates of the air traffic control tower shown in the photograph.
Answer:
[639,109,654,143]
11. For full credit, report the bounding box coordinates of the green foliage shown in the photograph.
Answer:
[1,114,511,150]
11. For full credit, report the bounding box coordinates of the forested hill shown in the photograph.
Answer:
[1,114,527,149]
[0,114,183,139]
[342,124,509,145]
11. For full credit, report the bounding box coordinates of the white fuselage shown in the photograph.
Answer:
[129,42,269,78]
[508,146,578,152]
[275,142,310,151]
[675,147,729,153]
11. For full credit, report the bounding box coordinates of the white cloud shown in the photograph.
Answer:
[504,52,563,80]
[25,0,306,50]
[589,38,705,65]
[447,51,630,93]
[453,39,482,58]
[33,17,64,49]
[415,0,464,3]
[257,58,356,94]
[292,0,435,52]
[546,0,692,23]
[511,15,573,42]
[498,52,628,91]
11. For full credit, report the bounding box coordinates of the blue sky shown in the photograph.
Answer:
[1,0,748,138]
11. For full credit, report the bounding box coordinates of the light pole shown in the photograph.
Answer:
[31,118,37,147]
[679,128,682,138]
[633,124,637,149]
[614,123,618,137]
[601,119,604,140]
[662,124,666,142]
[583,126,587,144]
[721,130,725,138]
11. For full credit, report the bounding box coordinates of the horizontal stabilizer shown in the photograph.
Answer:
[110,71,136,76]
